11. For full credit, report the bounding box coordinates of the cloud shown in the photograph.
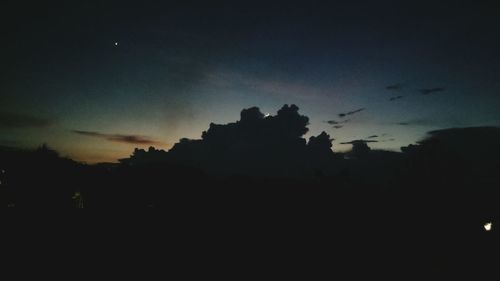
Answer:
[163,104,339,176]
[325,120,340,125]
[308,131,334,150]
[389,95,404,101]
[419,87,446,95]
[324,119,351,126]
[72,130,161,145]
[340,139,378,145]
[333,125,343,129]
[412,127,500,164]
[0,112,53,129]
[205,71,331,100]
[386,83,403,91]
[366,135,378,139]
[396,118,435,127]
[424,127,500,145]
[338,108,365,118]
[340,139,378,156]
[348,108,365,115]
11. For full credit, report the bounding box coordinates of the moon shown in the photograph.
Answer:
[114,42,119,46]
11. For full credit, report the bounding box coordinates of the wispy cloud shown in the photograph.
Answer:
[419,87,445,95]
[72,130,162,145]
[386,83,403,91]
[205,71,332,100]
[389,95,404,101]
[340,139,378,144]
[0,112,53,129]
[325,120,340,125]
[396,118,436,126]
[338,108,365,118]
[324,119,350,125]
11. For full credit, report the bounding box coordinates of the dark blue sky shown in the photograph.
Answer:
[2,1,500,162]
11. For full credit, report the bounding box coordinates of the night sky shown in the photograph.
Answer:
[2,1,500,163]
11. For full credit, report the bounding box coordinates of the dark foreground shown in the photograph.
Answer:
[2,126,500,275]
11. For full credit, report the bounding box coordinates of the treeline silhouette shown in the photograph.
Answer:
[1,105,499,211]
[2,104,499,271]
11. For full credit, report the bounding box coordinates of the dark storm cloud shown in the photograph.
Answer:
[425,127,500,142]
[72,130,161,145]
[419,87,446,95]
[389,95,404,101]
[121,104,344,177]
[164,104,337,175]
[416,127,500,161]
[386,83,403,91]
[0,112,53,129]
[338,108,365,118]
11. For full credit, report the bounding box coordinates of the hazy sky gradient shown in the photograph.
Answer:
[2,1,500,163]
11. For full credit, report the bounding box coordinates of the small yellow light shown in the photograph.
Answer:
[484,222,492,231]
[72,192,81,199]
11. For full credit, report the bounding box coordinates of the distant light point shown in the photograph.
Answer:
[484,222,492,232]
[114,42,119,46]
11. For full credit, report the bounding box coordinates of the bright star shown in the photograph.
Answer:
[114,42,119,46]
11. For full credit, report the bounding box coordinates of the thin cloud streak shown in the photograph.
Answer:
[338,108,365,118]
[0,112,53,129]
[72,130,162,145]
